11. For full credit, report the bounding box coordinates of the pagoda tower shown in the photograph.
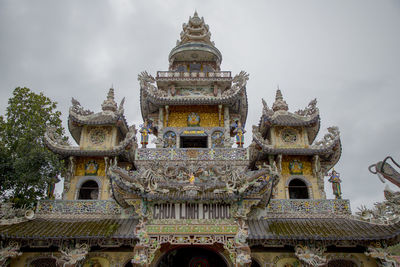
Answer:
[250,89,341,200]
[139,11,248,150]
[45,88,137,200]
[0,12,399,267]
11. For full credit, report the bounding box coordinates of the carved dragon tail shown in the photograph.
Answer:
[369,156,400,188]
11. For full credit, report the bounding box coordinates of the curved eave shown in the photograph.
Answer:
[142,86,245,106]
[240,86,249,127]
[262,113,320,127]
[258,113,320,144]
[253,135,341,157]
[320,139,342,174]
[140,83,247,122]
[68,111,129,144]
[44,132,136,161]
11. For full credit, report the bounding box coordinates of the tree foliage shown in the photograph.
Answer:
[0,87,66,207]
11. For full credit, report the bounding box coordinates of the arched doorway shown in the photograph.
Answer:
[251,258,261,267]
[288,178,309,199]
[157,246,228,267]
[78,180,99,199]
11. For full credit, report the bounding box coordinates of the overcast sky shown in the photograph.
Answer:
[1,0,399,211]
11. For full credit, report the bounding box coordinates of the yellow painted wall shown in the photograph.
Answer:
[272,126,308,148]
[273,156,322,199]
[64,157,110,200]
[80,126,117,150]
[166,105,223,128]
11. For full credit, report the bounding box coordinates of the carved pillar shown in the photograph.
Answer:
[63,156,76,199]
[276,154,282,173]
[158,107,164,133]
[224,106,230,147]
[313,155,326,199]
[295,244,327,267]
[365,246,398,267]
[165,105,169,127]
[0,241,21,267]
[218,104,222,127]
[170,84,176,96]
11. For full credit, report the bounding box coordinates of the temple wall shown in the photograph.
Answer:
[274,155,322,200]
[166,105,223,128]
[271,126,308,148]
[80,126,117,150]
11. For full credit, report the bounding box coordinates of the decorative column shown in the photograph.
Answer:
[165,105,169,127]
[158,107,164,133]
[224,106,230,147]
[63,156,76,199]
[0,241,21,267]
[218,104,222,127]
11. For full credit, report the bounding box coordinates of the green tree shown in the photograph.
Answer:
[0,87,66,207]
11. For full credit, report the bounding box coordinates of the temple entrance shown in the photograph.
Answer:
[157,246,228,267]
[181,136,208,148]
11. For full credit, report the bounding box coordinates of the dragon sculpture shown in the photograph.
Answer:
[357,156,400,224]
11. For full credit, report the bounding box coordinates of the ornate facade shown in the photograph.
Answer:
[0,12,399,267]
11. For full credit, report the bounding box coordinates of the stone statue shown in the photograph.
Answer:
[234,121,245,148]
[328,169,342,199]
[140,120,152,148]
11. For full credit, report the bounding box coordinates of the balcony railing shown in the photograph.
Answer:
[136,148,248,161]
[157,71,232,79]
[266,199,351,215]
[36,200,122,215]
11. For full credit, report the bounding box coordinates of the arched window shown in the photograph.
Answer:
[328,259,357,267]
[30,258,57,267]
[288,179,309,199]
[78,180,99,200]
[250,259,261,267]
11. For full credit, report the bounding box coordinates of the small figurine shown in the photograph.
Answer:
[328,169,342,199]
[188,173,195,184]
[140,120,152,148]
[234,121,246,148]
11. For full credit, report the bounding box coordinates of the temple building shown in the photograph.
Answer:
[1,12,399,267]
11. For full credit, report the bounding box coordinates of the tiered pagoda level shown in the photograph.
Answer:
[0,12,399,267]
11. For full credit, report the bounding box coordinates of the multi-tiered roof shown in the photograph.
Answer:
[44,88,137,160]
[252,89,341,173]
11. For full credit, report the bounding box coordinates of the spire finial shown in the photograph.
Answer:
[102,87,118,112]
[178,12,213,46]
[272,88,289,112]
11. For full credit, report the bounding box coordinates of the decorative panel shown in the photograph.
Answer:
[167,105,223,128]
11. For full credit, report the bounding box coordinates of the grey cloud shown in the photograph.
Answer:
[1,0,399,210]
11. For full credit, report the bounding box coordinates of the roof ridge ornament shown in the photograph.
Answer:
[70,97,93,116]
[295,98,319,117]
[102,88,118,112]
[272,88,289,112]
[178,11,214,46]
